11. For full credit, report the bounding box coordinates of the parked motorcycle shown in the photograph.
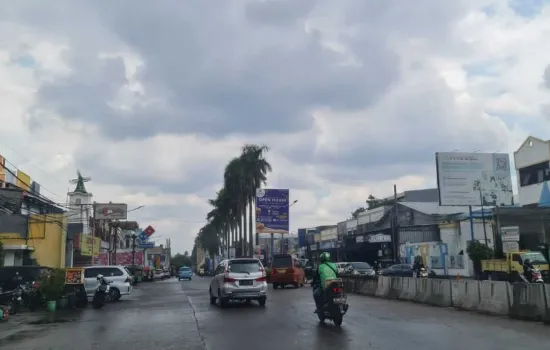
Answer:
[314,279,349,326]
[0,288,22,315]
[92,274,112,309]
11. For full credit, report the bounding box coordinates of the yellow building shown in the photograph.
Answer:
[0,188,68,268]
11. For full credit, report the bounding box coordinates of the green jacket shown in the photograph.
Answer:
[318,262,338,289]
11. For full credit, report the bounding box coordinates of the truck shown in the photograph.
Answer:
[481,250,549,282]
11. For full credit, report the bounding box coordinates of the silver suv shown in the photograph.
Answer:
[209,258,267,308]
[84,265,133,300]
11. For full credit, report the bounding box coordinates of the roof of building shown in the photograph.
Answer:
[398,202,469,216]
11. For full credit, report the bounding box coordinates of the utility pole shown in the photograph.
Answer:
[392,184,399,263]
[131,233,137,266]
[113,221,119,265]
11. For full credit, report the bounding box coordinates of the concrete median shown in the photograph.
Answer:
[375,276,391,297]
[386,277,402,299]
[398,277,417,301]
[510,282,547,321]
[357,278,378,296]
[478,281,510,315]
[341,275,549,324]
[451,280,481,311]
[426,279,452,307]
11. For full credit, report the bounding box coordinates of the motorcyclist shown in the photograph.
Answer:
[312,252,338,312]
[523,258,535,282]
[413,256,425,277]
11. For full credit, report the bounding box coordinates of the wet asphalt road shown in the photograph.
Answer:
[5,277,550,349]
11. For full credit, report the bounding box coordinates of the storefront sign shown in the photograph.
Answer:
[356,236,364,243]
[367,233,391,243]
[501,226,519,241]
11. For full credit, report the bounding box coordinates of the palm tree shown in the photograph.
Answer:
[224,157,248,257]
[240,144,272,255]
[207,187,235,258]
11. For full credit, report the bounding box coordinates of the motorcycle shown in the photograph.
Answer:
[525,268,544,283]
[314,279,349,326]
[418,267,428,278]
[92,274,112,309]
[0,287,22,315]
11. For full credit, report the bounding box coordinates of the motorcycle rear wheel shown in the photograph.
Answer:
[333,315,343,326]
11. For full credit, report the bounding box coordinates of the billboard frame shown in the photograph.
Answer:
[93,203,128,220]
[435,152,513,207]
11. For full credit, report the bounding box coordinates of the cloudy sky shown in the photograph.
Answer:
[1,0,550,254]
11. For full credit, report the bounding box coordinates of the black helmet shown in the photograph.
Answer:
[524,258,531,265]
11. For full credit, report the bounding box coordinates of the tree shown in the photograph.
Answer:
[224,157,247,256]
[366,194,388,210]
[466,241,494,279]
[351,207,366,219]
[171,251,193,268]
[195,143,272,259]
[239,144,271,253]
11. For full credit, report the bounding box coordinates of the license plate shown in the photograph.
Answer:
[239,280,253,286]
[277,269,286,273]
[333,297,345,304]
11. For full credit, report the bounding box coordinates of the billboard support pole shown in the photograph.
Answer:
[479,189,488,245]
[468,206,475,242]
[392,184,399,263]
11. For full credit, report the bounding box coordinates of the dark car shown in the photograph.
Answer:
[0,266,50,291]
[345,262,376,277]
[381,264,414,277]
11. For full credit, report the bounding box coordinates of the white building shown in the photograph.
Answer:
[514,136,550,207]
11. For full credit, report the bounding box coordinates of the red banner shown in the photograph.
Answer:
[97,251,144,266]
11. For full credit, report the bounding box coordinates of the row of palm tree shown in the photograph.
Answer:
[194,144,272,259]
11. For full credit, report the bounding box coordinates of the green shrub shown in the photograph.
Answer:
[39,268,66,301]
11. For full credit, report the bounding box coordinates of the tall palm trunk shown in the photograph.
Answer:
[248,197,254,258]
[242,205,248,257]
[238,215,244,257]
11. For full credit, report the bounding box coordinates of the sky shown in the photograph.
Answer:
[1,0,550,254]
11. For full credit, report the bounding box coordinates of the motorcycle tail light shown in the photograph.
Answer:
[332,287,343,294]
[32,281,40,288]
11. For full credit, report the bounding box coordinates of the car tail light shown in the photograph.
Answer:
[271,269,277,274]
[224,273,236,283]
[332,287,343,294]
[256,276,267,282]
[286,268,294,274]
[125,277,132,283]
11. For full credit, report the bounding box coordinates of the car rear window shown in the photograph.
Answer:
[229,260,263,273]
[351,262,371,269]
[180,267,191,271]
[271,255,293,268]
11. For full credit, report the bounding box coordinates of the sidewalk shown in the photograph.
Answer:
[0,309,83,345]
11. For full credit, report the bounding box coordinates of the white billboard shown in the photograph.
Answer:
[93,203,128,220]
[435,152,513,206]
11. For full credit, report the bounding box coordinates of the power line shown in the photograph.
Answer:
[0,142,64,199]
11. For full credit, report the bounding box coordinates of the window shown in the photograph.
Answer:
[271,255,292,268]
[512,254,522,264]
[214,264,225,275]
[351,262,371,270]
[180,267,191,271]
[75,198,81,205]
[401,264,413,271]
[84,268,101,278]
[105,268,123,276]
[229,259,263,273]
[519,161,550,187]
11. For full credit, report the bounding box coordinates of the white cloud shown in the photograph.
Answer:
[1,0,550,254]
